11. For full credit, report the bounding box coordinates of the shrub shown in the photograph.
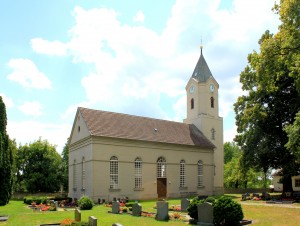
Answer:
[23,196,48,205]
[187,196,206,220]
[77,196,94,210]
[213,196,244,226]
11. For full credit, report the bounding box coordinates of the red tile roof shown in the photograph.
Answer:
[79,107,215,149]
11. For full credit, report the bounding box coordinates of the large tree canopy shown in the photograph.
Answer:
[16,138,63,193]
[0,96,14,206]
[234,0,300,194]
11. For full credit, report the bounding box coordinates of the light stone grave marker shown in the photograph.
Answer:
[197,202,214,226]
[75,208,81,222]
[88,216,97,226]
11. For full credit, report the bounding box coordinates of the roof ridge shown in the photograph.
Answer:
[79,107,187,126]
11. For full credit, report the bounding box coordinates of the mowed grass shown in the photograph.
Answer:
[0,196,300,226]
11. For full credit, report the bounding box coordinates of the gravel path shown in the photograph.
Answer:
[240,202,300,209]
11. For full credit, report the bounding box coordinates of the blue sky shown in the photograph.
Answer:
[0,0,279,153]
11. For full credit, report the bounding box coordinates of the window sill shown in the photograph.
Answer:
[179,187,188,190]
[109,188,121,192]
[197,186,205,189]
[134,188,144,191]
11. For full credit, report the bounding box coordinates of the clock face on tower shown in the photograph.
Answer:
[209,84,215,92]
[189,85,195,93]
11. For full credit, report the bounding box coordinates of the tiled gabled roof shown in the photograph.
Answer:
[79,107,215,149]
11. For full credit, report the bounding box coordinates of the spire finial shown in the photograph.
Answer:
[200,37,203,54]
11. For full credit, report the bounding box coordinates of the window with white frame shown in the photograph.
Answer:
[198,160,204,187]
[110,156,119,189]
[157,157,166,178]
[82,157,85,190]
[295,179,300,187]
[134,157,142,189]
[180,160,186,188]
[73,159,77,190]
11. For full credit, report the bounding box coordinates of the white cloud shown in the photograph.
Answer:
[7,120,71,153]
[133,10,145,23]
[31,38,67,56]
[7,59,52,89]
[18,101,43,116]
[0,93,14,108]
[224,125,238,143]
[28,0,279,136]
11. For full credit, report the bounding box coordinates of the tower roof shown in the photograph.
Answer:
[191,47,213,82]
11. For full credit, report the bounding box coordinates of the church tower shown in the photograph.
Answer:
[183,47,224,195]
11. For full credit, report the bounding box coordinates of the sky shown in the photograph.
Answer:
[0,0,280,153]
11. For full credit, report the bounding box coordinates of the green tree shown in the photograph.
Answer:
[234,0,300,194]
[285,112,300,163]
[16,138,63,192]
[0,96,14,206]
[61,138,69,191]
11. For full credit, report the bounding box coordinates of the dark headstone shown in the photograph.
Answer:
[112,201,120,214]
[156,201,169,221]
[181,198,190,211]
[132,203,142,216]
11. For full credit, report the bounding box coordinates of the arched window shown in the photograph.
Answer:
[191,98,194,109]
[180,160,185,188]
[198,160,204,187]
[211,128,215,140]
[134,157,142,189]
[210,97,214,108]
[157,157,166,178]
[82,157,85,190]
[73,159,77,190]
[110,156,119,189]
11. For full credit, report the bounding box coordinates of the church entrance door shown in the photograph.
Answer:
[157,178,167,199]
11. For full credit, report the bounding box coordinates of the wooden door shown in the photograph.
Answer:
[157,178,167,199]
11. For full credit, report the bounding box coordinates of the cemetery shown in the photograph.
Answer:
[1,193,300,225]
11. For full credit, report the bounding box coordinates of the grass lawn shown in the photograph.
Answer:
[0,196,300,226]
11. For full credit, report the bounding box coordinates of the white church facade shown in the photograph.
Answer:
[68,48,224,201]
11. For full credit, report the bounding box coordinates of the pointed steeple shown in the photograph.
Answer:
[191,46,213,82]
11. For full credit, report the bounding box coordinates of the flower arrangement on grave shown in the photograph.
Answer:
[60,218,74,226]
[169,205,181,211]
[169,212,185,221]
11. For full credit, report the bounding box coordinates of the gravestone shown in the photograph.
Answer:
[54,201,58,210]
[75,208,81,222]
[89,216,97,226]
[132,203,142,216]
[112,201,120,214]
[156,200,169,221]
[181,198,190,211]
[197,202,214,226]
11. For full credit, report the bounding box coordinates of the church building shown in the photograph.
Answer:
[68,48,224,201]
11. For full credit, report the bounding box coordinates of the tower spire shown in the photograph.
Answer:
[200,38,203,55]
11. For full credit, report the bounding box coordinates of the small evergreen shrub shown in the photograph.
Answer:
[77,196,94,210]
[187,196,206,220]
[213,196,244,226]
